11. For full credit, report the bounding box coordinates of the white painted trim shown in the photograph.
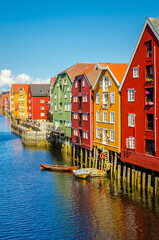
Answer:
[119,17,159,91]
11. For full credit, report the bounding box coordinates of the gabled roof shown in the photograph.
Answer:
[84,65,100,87]
[58,63,95,82]
[12,84,29,94]
[29,84,50,97]
[93,63,128,89]
[119,17,159,91]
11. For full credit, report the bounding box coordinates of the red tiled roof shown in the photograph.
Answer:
[59,63,95,82]
[12,84,30,94]
[97,63,128,84]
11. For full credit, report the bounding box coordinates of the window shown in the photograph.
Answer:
[67,121,71,127]
[83,131,88,139]
[146,65,153,82]
[96,128,100,139]
[64,92,67,99]
[109,79,112,87]
[67,103,70,111]
[70,92,72,98]
[65,103,67,111]
[146,41,152,57]
[103,75,109,92]
[55,103,57,111]
[65,121,67,127]
[110,130,115,142]
[74,129,78,136]
[110,112,115,123]
[73,96,77,103]
[83,113,88,121]
[40,113,45,117]
[40,99,44,103]
[133,67,139,78]
[57,81,59,87]
[55,94,57,100]
[67,85,70,91]
[100,81,102,88]
[40,106,44,110]
[129,137,135,149]
[83,79,85,87]
[127,137,135,149]
[146,88,153,106]
[74,112,78,119]
[83,95,87,103]
[75,81,77,88]
[103,93,108,109]
[96,93,100,104]
[64,79,67,85]
[128,89,134,102]
[128,114,135,127]
[146,114,153,130]
[96,111,100,121]
[110,92,115,104]
[103,111,107,122]
[145,139,155,155]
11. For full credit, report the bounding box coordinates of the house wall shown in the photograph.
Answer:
[93,69,121,153]
[52,73,72,138]
[72,75,94,150]
[121,24,159,171]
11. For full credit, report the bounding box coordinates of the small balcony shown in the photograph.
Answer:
[145,88,153,106]
[102,103,108,109]
[146,65,153,83]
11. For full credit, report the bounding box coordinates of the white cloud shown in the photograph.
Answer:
[0,69,50,91]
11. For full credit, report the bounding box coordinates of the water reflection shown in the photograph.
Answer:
[1,115,159,240]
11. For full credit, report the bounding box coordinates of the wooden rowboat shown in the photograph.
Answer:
[40,164,78,172]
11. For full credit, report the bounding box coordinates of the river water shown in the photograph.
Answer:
[0,115,159,240]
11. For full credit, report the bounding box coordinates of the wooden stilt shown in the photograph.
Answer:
[85,149,88,168]
[80,148,83,168]
[147,174,151,192]
[127,168,130,184]
[114,153,117,177]
[93,147,95,168]
[142,172,146,189]
[123,166,126,182]
[89,151,92,168]
[117,164,121,180]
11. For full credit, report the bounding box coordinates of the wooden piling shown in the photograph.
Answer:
[138,171,141,190]
[110,152,113,178]
[134,171,138,187]
[80,148,83,168]
[85,149,88,168]
[73,145,75,165]
[95,148,98,169]
[114,153,117,177]
[77,146,79,165]
[147,174,151,192]
[127,168,130,184]
[155,177,158,195]
[123,166,126,182]
[117,164,121,180]
[89,151,92,168]
[142,172,146,189]
[132,169,135,186]
[93,147,95,168]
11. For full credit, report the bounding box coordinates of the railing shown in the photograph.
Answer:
[146,74,153,82]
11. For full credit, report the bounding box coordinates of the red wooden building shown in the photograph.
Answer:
[72,65,100,150]
[28,84,50,120]
[119,17,159,172]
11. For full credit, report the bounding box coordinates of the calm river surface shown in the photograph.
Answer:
[0,115,159,240]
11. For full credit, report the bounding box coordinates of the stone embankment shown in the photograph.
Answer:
[11,120,51,148]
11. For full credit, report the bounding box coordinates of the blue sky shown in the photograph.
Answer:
[0,0,159,89]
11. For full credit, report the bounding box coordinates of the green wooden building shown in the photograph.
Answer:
[52,63,94,141]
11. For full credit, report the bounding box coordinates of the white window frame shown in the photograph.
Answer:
[55,94,57,100]
[133,67,139,78]
[57,81,59,87]
[96,111,100,122]
[83,95,88,103]
[40,99,44,103]
[67,85,70,92]
[40,112,45,117]
[75,80,77,88]
[74,129,78,136]
[129,137,135,149]
[83,113,88,121]
[103,75,109,92]
[96,128,100,139]
[40,106,44,110]
[103,111,107,122]
[65,121,67,127]
[128,114,135,127]
[110,130,115,142]
[110,112,115,124]
[65,103,67,112]
[110,92,115,105]
[83,79,85,87]
[109,79,112,87]
[128,89,135,102]
[96,93,100,104]
[64,92,67,99]
[55,103,57,111]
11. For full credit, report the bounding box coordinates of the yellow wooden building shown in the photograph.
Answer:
[93,63,128,156]
[10,84,29,120]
